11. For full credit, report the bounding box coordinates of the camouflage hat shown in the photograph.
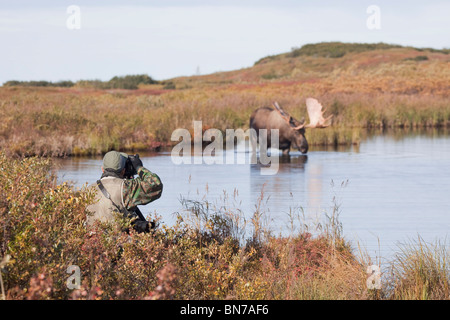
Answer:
[102,151,128,171]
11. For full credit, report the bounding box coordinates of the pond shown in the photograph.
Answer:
[54,130,450,263]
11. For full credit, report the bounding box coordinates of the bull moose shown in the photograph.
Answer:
[250,98,333,155]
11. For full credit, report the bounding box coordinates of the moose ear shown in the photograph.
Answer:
[289,117,296,126]
[290,116,306,131]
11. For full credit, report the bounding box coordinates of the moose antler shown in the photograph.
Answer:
[273,99,332,130]
[305,98,333,128]
[273,102,290,122]
[273,102,306,130]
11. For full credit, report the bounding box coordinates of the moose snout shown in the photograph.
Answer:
[299,139,308,154]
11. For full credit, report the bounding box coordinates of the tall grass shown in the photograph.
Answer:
[387,237,450,300]
[1,84,449,157]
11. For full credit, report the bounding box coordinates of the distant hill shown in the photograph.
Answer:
[3,42,449,93]
[169,42,450,95]
[3,74,158,90]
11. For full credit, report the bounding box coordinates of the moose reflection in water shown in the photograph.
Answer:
[250,153,344,235]
[249,154,321,229]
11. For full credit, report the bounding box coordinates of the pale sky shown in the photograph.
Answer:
[1,0,449,84]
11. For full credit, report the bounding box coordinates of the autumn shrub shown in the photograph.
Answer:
[0,152,94,298]
[0,153,263,299]
[2,152,449,300]
[0,152,369,300]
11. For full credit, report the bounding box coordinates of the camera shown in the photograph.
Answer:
[124,154,140,179]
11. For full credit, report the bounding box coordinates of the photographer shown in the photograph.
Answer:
[86,150,163,233]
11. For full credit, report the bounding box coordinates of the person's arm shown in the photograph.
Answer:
[122,167,163,210]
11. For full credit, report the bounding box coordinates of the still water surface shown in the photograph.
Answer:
[55,132,450,262]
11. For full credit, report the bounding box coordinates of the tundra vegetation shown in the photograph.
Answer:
[1,152,450,300]
[1,42,449,157]
[1,42,450,300]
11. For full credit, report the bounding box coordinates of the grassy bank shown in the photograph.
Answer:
[1,86,448,157]
[1,42,449,157]
[1,153,449,300]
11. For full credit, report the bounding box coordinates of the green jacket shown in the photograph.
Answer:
[123,167,163,209]
[86,167,163,233]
